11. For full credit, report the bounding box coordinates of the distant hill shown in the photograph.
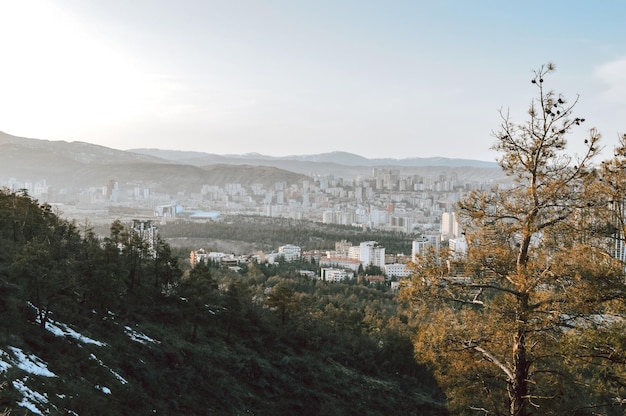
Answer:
[0,132,309,193]
[130,148,498,168]
[0,131,167,165]
[129,148,503,180]
[0,131,505,193]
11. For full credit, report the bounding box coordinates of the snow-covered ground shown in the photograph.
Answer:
[43,319,107,346]
[89,353,128,385]
[9,346,57,377]
[29,302,107,346]
[124,325,160,344]
[1,347,57,415]
[12,377,51,416]
[4,305,168,414]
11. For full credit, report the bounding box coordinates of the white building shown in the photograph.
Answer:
[411,237,430,260]
[190,249,245,266]
[348,246,361,261]
[411,234,441,260]
[449,236,468,256]
[320,268,352,282]
[132,219,158,257]
[384,263,411,278]
[359,241,385,269]
[278,244,301,262]
[265,244,302,264]
[319,257,362,272]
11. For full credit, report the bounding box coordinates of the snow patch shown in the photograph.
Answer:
[29,302,106,346]
[12,377,49,415]
[1,347,56,377]
[0,349,12,373]
[96,385,112,394]
[8,347,57,377]
[125,325,160,344]
[43,320,107,346]
[89,353,128,385]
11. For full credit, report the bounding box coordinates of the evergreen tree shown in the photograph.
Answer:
[178,261,218,342]
[8,202,81,329]
[401,64,626,415]
[266,281,296,326]
[77,228,125,313]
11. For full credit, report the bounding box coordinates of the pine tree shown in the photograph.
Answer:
[401,64,626,415]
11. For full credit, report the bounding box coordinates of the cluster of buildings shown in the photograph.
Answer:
[313,221,465,282]
[188,208,467,284]
[7,165,475,283]
[3,167,501,236]
[152,168,493,238]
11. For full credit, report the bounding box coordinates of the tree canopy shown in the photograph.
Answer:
[401,64,626,415]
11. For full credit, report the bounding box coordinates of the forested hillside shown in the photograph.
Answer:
[159,216,416,254]
[0,189,447,415]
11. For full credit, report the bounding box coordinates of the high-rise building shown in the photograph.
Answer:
[360,241,385,268]
[411,236,430,260]
[412,234,441,259]
[610,202,626,264]
[441,211,462,239]
[132,219,158,257]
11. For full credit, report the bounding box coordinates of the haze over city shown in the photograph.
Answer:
[1,0,625,161]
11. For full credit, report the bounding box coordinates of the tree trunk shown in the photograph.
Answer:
[510,294,530,416]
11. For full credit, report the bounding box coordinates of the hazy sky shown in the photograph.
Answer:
[1,1,625,161]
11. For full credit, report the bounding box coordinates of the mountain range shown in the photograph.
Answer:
[129,148,498,168]
[0,131,504,194]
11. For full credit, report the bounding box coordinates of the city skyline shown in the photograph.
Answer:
[1,1,625,161]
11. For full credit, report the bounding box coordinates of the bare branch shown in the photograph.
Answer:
[465,341,515,382]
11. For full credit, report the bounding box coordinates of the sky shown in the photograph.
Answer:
[1,0,625,161]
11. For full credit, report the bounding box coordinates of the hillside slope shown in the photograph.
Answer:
[1,297,448,415]
[0,188,448,415]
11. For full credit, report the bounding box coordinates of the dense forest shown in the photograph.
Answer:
[158,215,417,254]
[0,189,447,415]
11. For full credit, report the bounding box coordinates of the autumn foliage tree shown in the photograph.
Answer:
[401,64,626,415]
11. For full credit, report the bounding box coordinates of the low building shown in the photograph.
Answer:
[319,257,361,272]
[360,275,385,285]
[190,249,247,267]
[190,248,208,265]
[449,236,468,256]
[384,263,411,278]
[278,244,302,262]
[320,268,352,282]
